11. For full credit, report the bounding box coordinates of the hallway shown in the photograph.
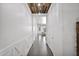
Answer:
[0,3,79,56]
[27,35,53,56]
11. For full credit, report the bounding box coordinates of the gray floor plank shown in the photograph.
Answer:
[27,37,53,56]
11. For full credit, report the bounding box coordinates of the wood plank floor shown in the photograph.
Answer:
[27,36,53,56]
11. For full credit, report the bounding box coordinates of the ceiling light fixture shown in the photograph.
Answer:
[38,3,41,6]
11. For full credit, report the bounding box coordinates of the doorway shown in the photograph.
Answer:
[27,15,53,56]
[76,22,79,56]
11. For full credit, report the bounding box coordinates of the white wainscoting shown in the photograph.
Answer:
[0,36,34,56]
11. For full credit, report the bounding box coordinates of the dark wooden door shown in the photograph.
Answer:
[76,22,79,56]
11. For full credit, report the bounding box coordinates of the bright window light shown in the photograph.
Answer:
[42,16,46,24]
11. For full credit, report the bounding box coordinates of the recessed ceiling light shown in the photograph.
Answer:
[38,3,40,6]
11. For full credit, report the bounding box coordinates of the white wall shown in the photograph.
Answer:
[47,4,63,56]
[47,3,79,56]
[0,3,34,55]
[62,3,79,56]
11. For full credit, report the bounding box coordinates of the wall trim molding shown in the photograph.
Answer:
[0,35,35,56]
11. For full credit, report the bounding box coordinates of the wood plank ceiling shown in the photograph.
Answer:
[28,3,51,14]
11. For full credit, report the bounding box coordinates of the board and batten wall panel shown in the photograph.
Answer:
[0,4,34,55]
[62,3,79,56]
[47,4,63,56]
[47,3,79,56]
